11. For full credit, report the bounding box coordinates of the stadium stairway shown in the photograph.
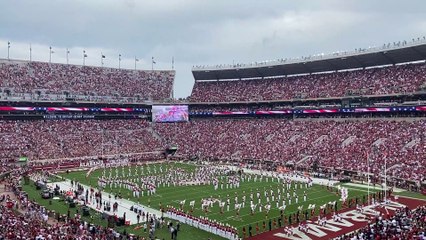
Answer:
[313,135,328,144]
[231,150,242,158]
[296,155,312,165]
[341,136,356,147]
[385,164,402,173]
[288,134,301,143]
[372,138,387,147]
[403,138,420,150]
[265,133,274,142]
[147,124,166,145]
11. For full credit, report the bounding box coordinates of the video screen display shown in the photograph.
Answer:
[152,105,189,122]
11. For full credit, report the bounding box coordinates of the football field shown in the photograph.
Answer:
[56,162,372,235]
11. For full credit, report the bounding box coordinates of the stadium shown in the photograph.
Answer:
[1,2,426,240]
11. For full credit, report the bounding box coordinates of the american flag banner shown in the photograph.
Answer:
[47,107,90,112]
[355,107,391,112]
[255,110,293,114]
[0,107,34,111]
[416,106,426,111]
[303,109,339,114]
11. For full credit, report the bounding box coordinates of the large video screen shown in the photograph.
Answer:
[152,105,189,122]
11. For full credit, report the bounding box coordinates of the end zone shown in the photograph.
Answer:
[247,196,425,240]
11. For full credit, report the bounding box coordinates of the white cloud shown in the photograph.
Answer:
[0,0,425,98]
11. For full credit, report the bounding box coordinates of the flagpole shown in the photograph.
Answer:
[29,44,32,62]
[7,41,10,60]
[134,57,137,70]
[172,56,174,70]
[152,57,154,71]
[119,54,121,69]
[66,48,69,65]
[101,52,104,67]
[49,46,52,63]
[83,50,86,66]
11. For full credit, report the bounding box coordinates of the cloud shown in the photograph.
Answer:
[0,0,425,98]
[200,9,369,62]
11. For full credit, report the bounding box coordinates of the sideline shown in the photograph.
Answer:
[47,180,165,225]
[342,182,404,192]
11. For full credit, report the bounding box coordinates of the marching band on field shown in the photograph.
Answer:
[84,162,328,240]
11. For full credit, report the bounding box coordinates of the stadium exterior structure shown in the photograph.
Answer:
[0,39,425,110]
[0,39,425,120]
[192,40,426,81]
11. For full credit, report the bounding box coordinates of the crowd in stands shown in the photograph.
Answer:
[189,104,292,114]
[0,117,425,239]
[190,63,426,102]
[1,143,424,240]
[0,60,174,101]
[154,118,426,182]
[0,117,424,183]
[27,153,165,172]
[339,206,426,239]
[0,159,16,176]
[0,166,149,239]
[2,44,426,240]
[0,119,164,161]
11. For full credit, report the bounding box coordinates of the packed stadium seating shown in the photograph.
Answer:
[338,206,426,239]
[0,51,425,240]
[0,117,424,183]
[0,119,164,161]
[154,118,426,182]
[0,204,127,239]
[0,167,143,240]
[0,60,174,101]
[190,63,426,102]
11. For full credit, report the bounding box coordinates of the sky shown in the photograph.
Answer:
[0,0,425,98]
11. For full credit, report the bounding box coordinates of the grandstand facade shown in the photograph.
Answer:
[1,40,425,240]
[0,59,175,103]
[1,42,425,186]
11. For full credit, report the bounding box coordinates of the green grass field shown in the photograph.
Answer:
[48,162,373,239]
[394,190,426,200]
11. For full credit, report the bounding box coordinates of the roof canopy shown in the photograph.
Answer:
[192,41,426,81]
